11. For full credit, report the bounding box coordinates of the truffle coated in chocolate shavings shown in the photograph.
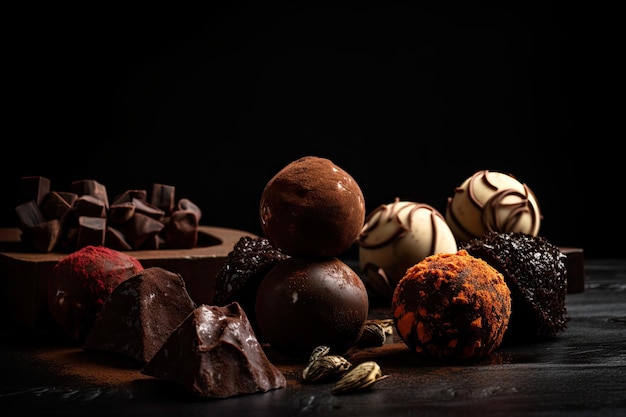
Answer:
[462,231,569,341]
[213,236,288,305]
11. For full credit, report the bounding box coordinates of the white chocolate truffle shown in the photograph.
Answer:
[445,170,541,243]
[357,199,457,300]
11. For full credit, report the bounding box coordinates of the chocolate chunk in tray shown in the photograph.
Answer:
[18,176,51,206]
[76,216,107,249]
[163,210,198,249]
[112,189,148,205]
[72,195,107,219]
[41,191,78,221]
[70,179,109,209]
[150,183,176,214]
[13,177,203,253]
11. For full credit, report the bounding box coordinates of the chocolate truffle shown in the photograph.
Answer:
[255,257,369,359]
[392,250,511,363]
[259,156,365,257]
[445,170,541,243]
[213,236,289,336]
[462,231,569,343]
[48,245,144,343]
[358,198,458,301]
[141,302,286,399]
[83,267,198,365]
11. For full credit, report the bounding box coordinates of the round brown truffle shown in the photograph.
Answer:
[255,256,369,359]
[462,231,569,343]
[259,156,365,257]
[392,250,511,363]
[48,245,144,343]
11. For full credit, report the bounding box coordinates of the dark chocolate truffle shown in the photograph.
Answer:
[213,236,288,336]
[259,156,365,257]
[255,257,369,359]
[48,245,144,343]
[141,302,286,399]
[462,231,569,343]
[83,267,198,365]
[392,250,511,363]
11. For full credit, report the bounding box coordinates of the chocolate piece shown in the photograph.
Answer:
[121,212,165,250]
[48,246,144,343]
[255,257,369,359]
[108,201,136,224]
[19,219,61,253]
[177,198,202,221]
[83,267,198,365]
[112,189,147,205]
[141,303,286,399]
[41,191,77,221]
[105,226,132,251]
[18,176,50,206]
[561,247,585,293]
[260,156,365,257]
[132,197,165,220]
[392,250,512,363]
[76,216,106,249]
[70,179,109,209]
[150,184,175,214]
[162,210,198,249]
[72,194,107,218]
[15,200,47,227]
[462,232,569,343]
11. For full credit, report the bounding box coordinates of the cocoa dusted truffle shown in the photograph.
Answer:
[48,245,144,343]
[141,302,286,399]
[259,156,365,257]
[255,257,369,359]
[392,250,511,363]
[462,231,569,343]
[83,267,198,365]
[213,236,288,335]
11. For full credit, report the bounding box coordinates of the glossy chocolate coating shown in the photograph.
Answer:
[255,257,369,359]
[259,156,365,257]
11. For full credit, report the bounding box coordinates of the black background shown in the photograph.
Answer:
[2,3,620,258]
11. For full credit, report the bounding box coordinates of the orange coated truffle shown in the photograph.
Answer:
[391,250,511,363]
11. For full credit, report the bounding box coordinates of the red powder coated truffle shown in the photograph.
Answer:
[259,156,365,257]
[255,256,369,359]
[392,250,511,363]
[48,245,144,343]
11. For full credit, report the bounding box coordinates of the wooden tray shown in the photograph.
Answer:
[0,226,256,331]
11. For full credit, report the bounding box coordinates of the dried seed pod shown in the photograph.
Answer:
[358,322,386,347]
[308,345,331,363]
[331,361,389,394]
[302,355,352,383]
[368,318,394,336]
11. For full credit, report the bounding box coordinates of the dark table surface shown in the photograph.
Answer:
[1,259,625,417]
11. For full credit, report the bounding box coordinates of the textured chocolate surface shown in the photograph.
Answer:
[462,231,569,343]
[259,156,365,257]
[392,250,511,363]
[213,236,288,336]
[83,267,198,365]
[255,256,369,359]
[141,302,286,399]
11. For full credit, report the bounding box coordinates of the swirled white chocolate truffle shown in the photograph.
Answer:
[445,170,541,243]
[260,156,365,257]
[357,199,458,301]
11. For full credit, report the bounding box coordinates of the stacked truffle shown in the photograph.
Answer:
[14,176,203,252]
[252,156,370,359]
